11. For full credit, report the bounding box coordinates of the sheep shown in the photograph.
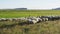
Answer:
[42,18,48,21]
[27,19,33,24]
[19,17,27,20]
[27,19,37,24]
[0,16,60,25]
[27,17,42,24]
[0,18,8,21]
[12,18,18,21]
[7,18,13,21]
[47,16,59,21]
[32,20,37,24]
[52,16,60,20]
[35,17,42,23]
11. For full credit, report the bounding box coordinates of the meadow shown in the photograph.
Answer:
[0,20,60,34]
[0,10,60,34]
[0,10,60,18]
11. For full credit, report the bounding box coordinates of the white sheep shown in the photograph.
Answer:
[42,18,48,21]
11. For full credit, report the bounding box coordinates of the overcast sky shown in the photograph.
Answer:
[0,0,60,9]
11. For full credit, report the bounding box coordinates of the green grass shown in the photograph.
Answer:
[0,10,60,34]
[0,10,60,18]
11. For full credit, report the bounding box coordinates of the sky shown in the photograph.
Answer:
[0,0,60,9]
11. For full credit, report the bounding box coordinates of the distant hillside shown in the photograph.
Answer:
[52,8,60,10]
[0,8,27,10]
[15,8,27,10]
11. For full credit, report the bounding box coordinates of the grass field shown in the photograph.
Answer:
[0,10,60,18]
[0,20,60,34]
[0,10,60,34]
